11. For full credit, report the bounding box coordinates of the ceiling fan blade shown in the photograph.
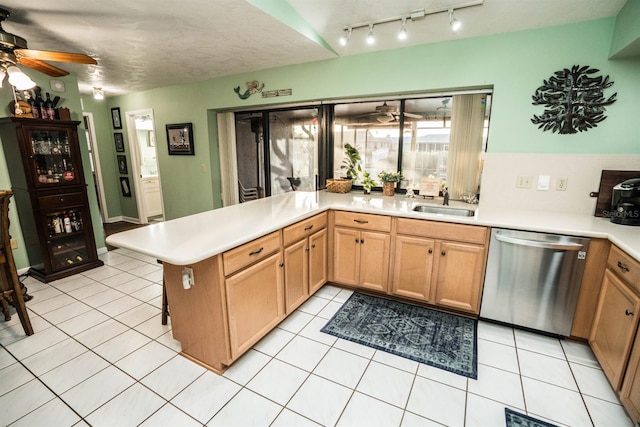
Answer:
[404,112,423,119]
[15,48,96,65]
[18,57,69,77]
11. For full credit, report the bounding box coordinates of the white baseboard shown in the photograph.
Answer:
[105,215,141,224]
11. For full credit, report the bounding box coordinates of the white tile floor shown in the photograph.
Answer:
[0,247,635,426]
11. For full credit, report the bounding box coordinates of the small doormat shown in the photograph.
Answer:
[321,292,477,379]
[505,408,558,427]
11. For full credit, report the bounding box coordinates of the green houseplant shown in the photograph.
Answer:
[362,172,377,194]
[327,143,361,193]
[378,170,403,196]
[341,143,362,180]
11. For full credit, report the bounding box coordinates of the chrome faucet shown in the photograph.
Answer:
[442,187,449,206]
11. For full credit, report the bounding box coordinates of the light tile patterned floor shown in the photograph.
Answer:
[0,248,635,426]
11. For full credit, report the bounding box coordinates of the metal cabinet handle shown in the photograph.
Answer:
[428,249,433,254]
[305,247,310,252]
[618,261,630,272]
[354,219,369,224]
[355,238,360,243]
[60,198,64,202]
[279,262,284,268]
[626,310,634,316]
[304,225,314,231]
[311,244,316,249]
[249,247,264,256]
[360,239,364,244]
[441,251,446,256]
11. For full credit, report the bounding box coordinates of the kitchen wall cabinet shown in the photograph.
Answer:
[0,117,102,282]
[282,213,327,313]
[590,245,640,395]
[333,211,391,292]
[223,231,284,359]
[392,218,488,314]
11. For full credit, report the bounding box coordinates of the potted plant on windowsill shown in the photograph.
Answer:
[362,172,377,194]
[326,143,361,193]
[378,170,403,196]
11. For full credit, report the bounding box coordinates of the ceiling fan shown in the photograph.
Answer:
[356,102,423,124]
[0,6,96,89]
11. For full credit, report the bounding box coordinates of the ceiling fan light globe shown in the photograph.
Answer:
[398,28,407,40]
[7,66,35,89]
[451,18,461,31]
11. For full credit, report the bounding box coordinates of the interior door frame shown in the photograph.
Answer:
[124,108,159,224]
[82,112,109,221]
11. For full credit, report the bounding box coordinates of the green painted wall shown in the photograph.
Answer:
[610,0,640,58]
[0,72,105,269]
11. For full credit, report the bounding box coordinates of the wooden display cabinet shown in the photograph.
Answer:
[0,117,103,282]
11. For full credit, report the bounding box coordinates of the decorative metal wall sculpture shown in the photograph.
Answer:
[531,65,616,134]
[234,80,264,99]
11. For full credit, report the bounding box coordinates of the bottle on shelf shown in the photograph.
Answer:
[35,91,45,119]
[45,93,55,120]
[63,213,72,233]
[29,96,40,119]
[52,216,63,234]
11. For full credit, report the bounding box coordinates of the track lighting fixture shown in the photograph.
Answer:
[339,27,352,46]
[398,18,407,40]
[93,87,104,100]
[449,9,461,31]
[366,24,375,45]
[338,1,482,47]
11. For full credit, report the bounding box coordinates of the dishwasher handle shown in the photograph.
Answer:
[495,232,585,251]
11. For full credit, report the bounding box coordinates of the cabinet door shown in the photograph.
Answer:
[226,253,284,359]
[590,269,640,390]
[333,227,360,286]
[43,207,93,271]
[27,126,83,188]
[432,241,486,313]
[392,235,434,301]
[621,327,640,422]
[284,239,308,314]
[309,228,328,294]
[359,231,390,292]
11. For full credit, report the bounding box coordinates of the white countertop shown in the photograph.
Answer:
[105,191,640,265]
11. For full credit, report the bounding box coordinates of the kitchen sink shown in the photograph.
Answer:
[412,205,475,217]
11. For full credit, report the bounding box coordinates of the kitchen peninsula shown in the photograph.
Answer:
[106,190,640,375]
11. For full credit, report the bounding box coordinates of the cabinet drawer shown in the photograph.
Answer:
[396,217,487,245]
[223,231,281,276]
[334,211,391,232]
[283,212,327,246]
[38,192,84,211]
[609,245,640,293]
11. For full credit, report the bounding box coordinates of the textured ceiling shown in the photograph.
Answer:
[0,0,627,96]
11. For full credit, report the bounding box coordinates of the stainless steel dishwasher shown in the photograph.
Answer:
[480,228,590,336]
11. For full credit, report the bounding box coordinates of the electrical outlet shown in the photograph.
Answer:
[556,177,568,191]
[537,175,550,191]
[516,176,532,189]
[10,238,17,249]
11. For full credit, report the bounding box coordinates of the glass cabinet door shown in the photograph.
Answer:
[29,128,80,187]
[44,208,89,269]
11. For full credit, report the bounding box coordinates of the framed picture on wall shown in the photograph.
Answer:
[120,177,131,197]
[166,123,194,155]
[114,133,125,152]
[117,155,128,174]
[111,107,122,129]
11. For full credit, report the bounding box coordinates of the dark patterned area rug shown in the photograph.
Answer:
[321,292,477,379]
[505,408,558,427]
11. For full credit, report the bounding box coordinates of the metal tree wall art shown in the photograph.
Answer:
[531,65,617,134]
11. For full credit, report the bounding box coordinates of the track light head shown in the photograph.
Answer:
[339,27,352,46]
[398,18,407,40]
[366,24,375,45]
[449,9,461,31]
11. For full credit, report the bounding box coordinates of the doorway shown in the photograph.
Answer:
[124,109,164,224]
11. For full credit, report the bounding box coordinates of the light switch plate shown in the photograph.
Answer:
[516,176,532,189]
[537,175,550,191]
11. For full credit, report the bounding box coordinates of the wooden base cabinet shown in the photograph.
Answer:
[621,327,640,422]
[222,231,284,360]
[225,252,284,359]
[282,213,328,313]
[333,226,390,292]
[392,218,488,314]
